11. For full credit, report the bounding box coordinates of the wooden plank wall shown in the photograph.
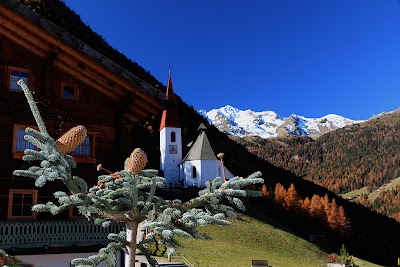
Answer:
[0,35,124,221]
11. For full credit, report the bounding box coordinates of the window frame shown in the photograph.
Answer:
[12,124,39,159]
[192,166,197,178]
[61,82,79,100]
[7,189,38,220]
[8,66,30,92]
[70,132,96,163]
[171,131,176,143]
[68,206,85,220]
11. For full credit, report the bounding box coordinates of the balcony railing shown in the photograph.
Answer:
[0,220,125,249]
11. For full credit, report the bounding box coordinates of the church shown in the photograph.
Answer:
[159,73,234,188]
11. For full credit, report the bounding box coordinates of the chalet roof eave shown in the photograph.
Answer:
[0,0,166,121]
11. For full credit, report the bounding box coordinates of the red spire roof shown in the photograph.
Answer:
[165,72,175,101]
[159,72,181,130]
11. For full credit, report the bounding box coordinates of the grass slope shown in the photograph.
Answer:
[178,214,328,267]
[340,187,369,199]
[367,176,400,203]
[175,213,383,267]
[340,176,400,203]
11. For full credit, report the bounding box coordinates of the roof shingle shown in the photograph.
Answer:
[182,126,217,162]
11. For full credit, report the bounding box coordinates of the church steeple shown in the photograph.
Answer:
[159,71,181,130]
[159,72,182,188]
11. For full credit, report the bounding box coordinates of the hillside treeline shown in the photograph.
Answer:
[263,183,351,238]
[241,114,400,194]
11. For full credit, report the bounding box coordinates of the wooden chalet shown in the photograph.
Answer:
[0,0,165,262]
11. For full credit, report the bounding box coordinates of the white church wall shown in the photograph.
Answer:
[181,160,202,187]
[181,160,233,187]
[200,160,234,186]
[199,160,221,186]
[160,127,182,187]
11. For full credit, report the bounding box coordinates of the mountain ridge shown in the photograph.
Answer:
[199,105,365,139]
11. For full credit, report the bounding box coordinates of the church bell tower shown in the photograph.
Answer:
[159,72,182,187]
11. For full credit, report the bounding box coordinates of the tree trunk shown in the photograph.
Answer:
[124,221,138,267]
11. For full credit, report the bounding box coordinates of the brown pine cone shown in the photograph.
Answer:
[56,125,87,155]
[125,148,147,174]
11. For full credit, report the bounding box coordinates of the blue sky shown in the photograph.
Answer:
[63,0,400,120]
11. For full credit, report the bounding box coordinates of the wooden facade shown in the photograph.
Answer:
[0,0,164,252]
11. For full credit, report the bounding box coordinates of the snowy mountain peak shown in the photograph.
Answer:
[221,105,240,115]
[200,106,364,139]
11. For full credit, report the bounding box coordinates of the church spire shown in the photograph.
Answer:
[165,70,175,101]
[159,71,181,130]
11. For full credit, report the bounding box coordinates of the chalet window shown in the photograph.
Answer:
[71,133,96,163]
[69,207,84,219]
[171,131,176,142]
[8,189,38,220]
[12,124,37,159]
[68,205,86,220]
[8,67,29,91]
[192,166,197,178]
[61,84,78,100]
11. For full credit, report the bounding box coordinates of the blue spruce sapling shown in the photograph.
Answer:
[13,80,264,267]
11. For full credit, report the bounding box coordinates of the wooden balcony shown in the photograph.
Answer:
[0,220,125,249]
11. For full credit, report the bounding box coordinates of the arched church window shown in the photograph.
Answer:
[192,166,197,178]
[171,131,176,142]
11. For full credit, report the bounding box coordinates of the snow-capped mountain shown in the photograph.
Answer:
[199,105,365,139]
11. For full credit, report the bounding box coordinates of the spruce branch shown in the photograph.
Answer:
[17,79,48,135]
[13,79,265,267]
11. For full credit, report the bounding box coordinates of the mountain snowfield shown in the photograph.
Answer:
[199,105,365,139]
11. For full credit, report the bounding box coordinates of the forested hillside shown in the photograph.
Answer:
[235,111,400,222]
[239,111,400,194]
[18,1,400,265]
